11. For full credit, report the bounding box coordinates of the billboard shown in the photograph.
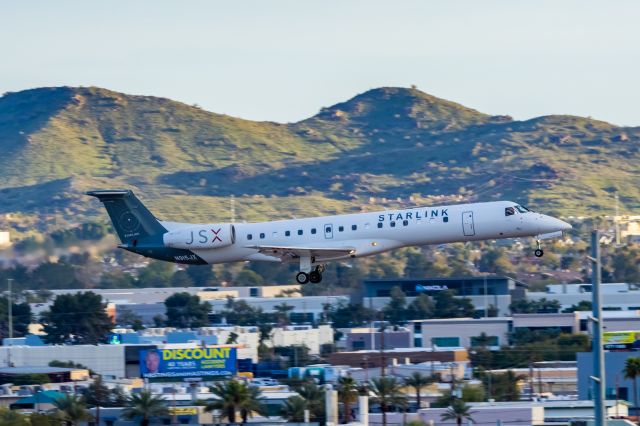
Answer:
[140,347,237,378]
[603,331,640,350]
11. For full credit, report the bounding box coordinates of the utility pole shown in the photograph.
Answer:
[614,192,621,245]
[589,230,606,426]
[7,278,12,367]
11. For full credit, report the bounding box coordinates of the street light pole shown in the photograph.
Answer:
[589,230,606,426]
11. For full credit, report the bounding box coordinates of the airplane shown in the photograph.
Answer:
[87,190,572,284]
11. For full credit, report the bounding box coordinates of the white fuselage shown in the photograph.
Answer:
[161,200,571,265]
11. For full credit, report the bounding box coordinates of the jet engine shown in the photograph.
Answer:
[163,224,235,249]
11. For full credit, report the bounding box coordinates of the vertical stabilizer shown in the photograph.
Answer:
[86,189,166,245]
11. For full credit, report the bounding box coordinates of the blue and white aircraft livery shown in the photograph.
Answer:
[88,190,571,284]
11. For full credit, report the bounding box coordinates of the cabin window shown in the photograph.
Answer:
[298,229,303,235]
[377,222,383,229]
[351,225,357,231]
[259,233,265,239]
[403,220,408,226]
[390,221,396,227]
[247,234,253,240]
[338,226,344,232]
[311,228,317,234]
[285,230,291,237]
[505,207,515,216]
[443,217,449,223]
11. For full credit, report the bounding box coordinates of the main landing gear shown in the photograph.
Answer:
[296,265,324,284]
[534,239,544,257]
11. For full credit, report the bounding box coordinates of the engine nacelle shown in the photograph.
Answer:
[163,224,235,250]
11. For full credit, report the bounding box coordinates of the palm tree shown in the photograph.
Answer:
[337,376,358,423]
[440,399,475,426]
[204,380,265,424]
[624,357,640,414]
[121,390,169,426]
[368,377,408,426]
[403,372,433,409]
[297,382,325,421]
[281,395,307,422]
[52,394,92,426]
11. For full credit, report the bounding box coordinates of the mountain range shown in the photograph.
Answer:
[0,86,638,235]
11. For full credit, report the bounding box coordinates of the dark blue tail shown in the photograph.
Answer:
[86,190,167,245]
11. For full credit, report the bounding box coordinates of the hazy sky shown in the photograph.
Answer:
[2,1,639,125]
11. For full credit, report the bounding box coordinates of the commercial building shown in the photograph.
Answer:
[356,276,527,316]
[577,351,640,410]
[328,347,468,369]
[344,326,412,351]
[528,282,640,312]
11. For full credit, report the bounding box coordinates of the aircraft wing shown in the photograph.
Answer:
[245,245,356,260]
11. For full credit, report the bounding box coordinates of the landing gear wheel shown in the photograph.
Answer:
[534,249,544,257]
[309,270,322,284]
[296,272,310,284]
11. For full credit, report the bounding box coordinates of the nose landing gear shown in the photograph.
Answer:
[534,239,544,257]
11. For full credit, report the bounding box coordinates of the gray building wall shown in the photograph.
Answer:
[577,351,640,407]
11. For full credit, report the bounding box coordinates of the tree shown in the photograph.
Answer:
[368,377,408,426]
[281,395,307,422]
[0,296,32,338]
[164,292,211,328]
[121,390,168,426]
[477,248,514,275]
[433,290,475,318]
[383,286,409,325]
[337,376,358,423]
[407,294,434,320]
[562,300,592,313]
[274,302,294,325]
[297,381,325,421]
[403,372,433,409]
[83,376,110,425]
[136,260,174,287]
[185,264,217,287]
[624,357,640,412]
[0,407,29,425]
[41,292,113,344]
[116,306,145,330]
[226,332,239,344]
[205,380,265,424]
[440,399,475,426]
[235,269,264,286]
[509,298,561,314]
[52,394,92,426]
[328,302,376,328]
[490,370,523,401]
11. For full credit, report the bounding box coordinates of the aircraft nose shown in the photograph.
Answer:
[541,215,572,232]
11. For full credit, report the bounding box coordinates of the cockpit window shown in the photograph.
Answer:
[515,205,530,213]
[505,207,515,216]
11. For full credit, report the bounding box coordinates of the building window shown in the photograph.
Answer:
[297,229,303,235]
[285,230,291,237]
[247,234,253,240]
[338,226,344,232]
[432,337,460,347]
[250,288,259,297]
[259,233,265,239]
[352,225,357,231]
[390,221,396,227]
[377,222,383,229]
[414,337,422,347]
[352,341,365,350]
[311,228,317,234]
[403,220,408,226]
[414,323,422,333]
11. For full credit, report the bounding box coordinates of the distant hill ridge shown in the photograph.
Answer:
[0,85,638,234]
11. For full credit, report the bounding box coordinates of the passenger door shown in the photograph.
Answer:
[324,224,334,239]
[462,211,475,236]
